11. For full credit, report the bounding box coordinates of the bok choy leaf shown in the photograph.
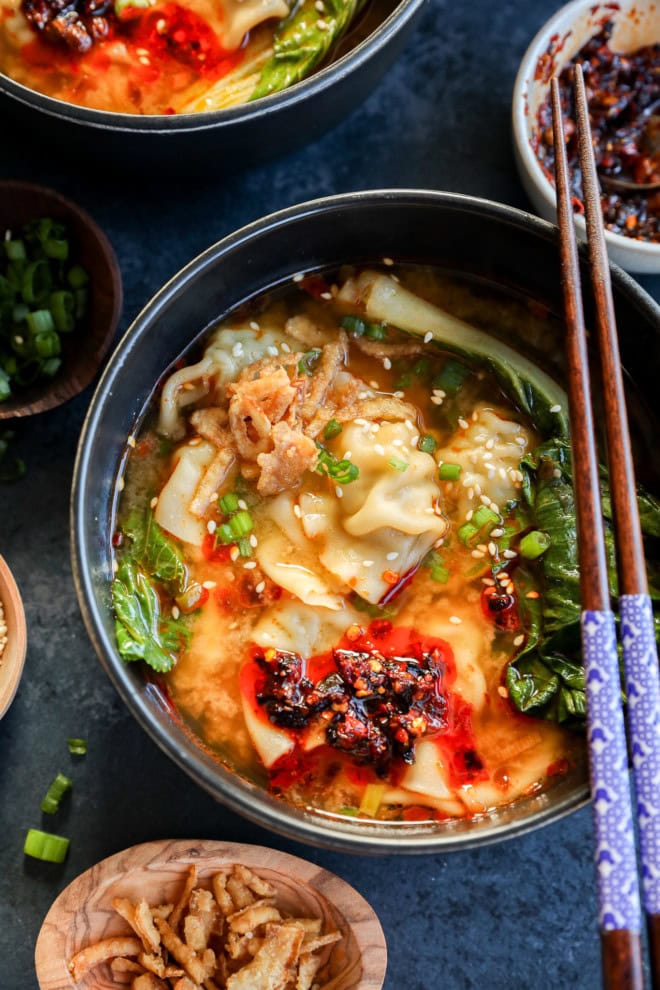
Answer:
[112,560,188,673]
[251,0,362,101]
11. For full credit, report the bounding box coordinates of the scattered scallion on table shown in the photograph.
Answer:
[40,773,72,814]
[23,828,69,863]
[67,737,87,755]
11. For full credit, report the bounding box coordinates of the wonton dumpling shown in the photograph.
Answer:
[417,613,490,713]
[435,405,532,517]
[155,440,217,546]
[300,421,447,604]
[255,494,345,610]
[251,599,361,657]
[159,327,292,438]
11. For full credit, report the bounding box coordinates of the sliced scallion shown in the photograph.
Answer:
[364,322,387,340]
[4,239,26,262]
[297,348,322,376]
[216,522,235,545]
[359,783,385,818]
[519,530,551,560]
[388,456,408,472]
[238,537,253,558]
[229,510,254,539]
[418,434,437,454]
[24,828,69,863]
[40,773,72,814]
[340,315,365,336]
[438,462,461,481]
[431,359,470,397]
[49,290,75,333]
[67,737,87,755]
[472,505,500,529]
[323,418,342,441]
[219,492,240,515]
[458,521,480,546]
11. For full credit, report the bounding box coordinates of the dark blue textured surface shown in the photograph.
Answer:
[0,1,658,987]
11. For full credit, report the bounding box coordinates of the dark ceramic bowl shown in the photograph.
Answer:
[0,0,424,175]
[71,189,660,854]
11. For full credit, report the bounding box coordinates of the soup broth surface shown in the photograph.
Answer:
[114,265,591,825]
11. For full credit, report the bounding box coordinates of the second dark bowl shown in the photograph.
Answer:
[72,189,660,854]
[0,0,425,174]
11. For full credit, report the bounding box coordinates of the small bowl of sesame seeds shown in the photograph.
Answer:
[0,553,27,719]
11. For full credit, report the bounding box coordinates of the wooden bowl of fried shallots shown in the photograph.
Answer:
[34,839,387,990]
[0,553,27,719]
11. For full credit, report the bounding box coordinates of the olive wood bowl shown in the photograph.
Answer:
[0,552,27,718]
[34,838,387,990]
[0,181,122,419]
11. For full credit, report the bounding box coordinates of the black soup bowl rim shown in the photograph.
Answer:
[0,0,424,133]
[71,188,660,854]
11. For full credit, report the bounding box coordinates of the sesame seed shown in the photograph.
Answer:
[292,272,304,282]
[467,487,475,500]
[490,502,500,514]
[202,580,217,589]
[432,388,446,398]
[497,685,509,698]
[469,453,478,465]
[392,438,403,447]
[480,494,491,506]
[210,492,219,501]
[127,436,136,448]
[462,476,472,488]
[553,468,562,478]
[112,559,119,574]
[513,634,525,646]
[138,55,150,65]
[249,534,258,547]
[229,621,239,630]
[363,560,374,567]
[249,320,260,330]
[449,616,462,625]
[423,331,433,343]
[374,443,385,456]
[490,528,504,537]
[150,497,158,509]
[471,549,485,559]
[550,404,561,413]
[526,590,540,599]
[316,17,328,29]
[244,561,257,570]
[357,391,370,400]
[335,486,343,498]
[482,577,495,586]
[266,345,279,357]
[503,549,517,559]
[393,391,405,399]
[354,418,368,426]
[471,411,479,421]
[498,467,507,479]
[424,506,436,514]
[207,520,217,534]
[386,551,399,560]
[487,468,495,479]
[156,17,166,30]
[383,357,392,370]
[230,546,240,562]
[515,436,527,447]
[405,420,415,431]
[320,291,332,300]
[232,342,244,357]
[172,605,180,619]
[117,477,125,492]
[466,510,473,521]
[482,452,492,461]
[281,342,291,353]
[344,450,352,459]
[382,257,394,266]
[370,424,379,435]
[474,483,482,496]
[431,396,444,405]
[255,581,266,593]
[485,438,494,449]
[238,499,248,510]
[477,544,488,553]
[369,381,380,390]
[458,417,469,430]
[488,542,497,556]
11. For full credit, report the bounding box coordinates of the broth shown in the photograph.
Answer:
[112,265,612,825]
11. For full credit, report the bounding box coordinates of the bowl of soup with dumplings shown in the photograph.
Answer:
[72,189,660,853]
[0,0,423,172]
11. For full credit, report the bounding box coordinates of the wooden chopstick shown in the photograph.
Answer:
[551,67,656,989]
[571,64,660,987]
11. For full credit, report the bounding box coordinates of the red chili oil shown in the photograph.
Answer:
[535,21,659,242]
[241,621,488,806]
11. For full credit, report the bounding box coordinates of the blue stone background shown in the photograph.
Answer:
[0,1,658,987]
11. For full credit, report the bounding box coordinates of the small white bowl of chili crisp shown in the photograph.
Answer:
[512,0,660,274]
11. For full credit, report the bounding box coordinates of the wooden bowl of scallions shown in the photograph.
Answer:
[0,181,122,419]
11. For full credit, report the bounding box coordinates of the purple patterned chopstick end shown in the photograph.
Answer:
[582,609,642,931]
[620,593,660,916]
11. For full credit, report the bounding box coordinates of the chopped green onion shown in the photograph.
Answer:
[114,0,151,15]
[49,290,75,333]
[41,357,61,378]
[472,505,500,529]
[364,322,387,340]
[229,509,254,539]
[40,773,72,814]
[458,521,480,546]
[24,828,69,863]
[359,783,385,818]
[216,522,235,544]
[67,265,89,289]
[43,238,69,261]
[26,308,55,336]
[323,418,342,441]
[519,530,551,560]
[431,359,470,397]
[21,260,51,305]
[238,537,253,558]
[219,492,240,515]
[418,434,437,454]
[340,315,365,336]
[425,550,449,583]
[297,348,322,376]
[438,462,461,481]
[338,806,360,817]
[12,302,28,323]
[34,332,61,359]
[316,446,359,484]
[388,456,408,472]
[67,738,87,755]
[4,239,26,262]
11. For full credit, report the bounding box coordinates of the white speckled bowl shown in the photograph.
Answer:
[512,0,660,274]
